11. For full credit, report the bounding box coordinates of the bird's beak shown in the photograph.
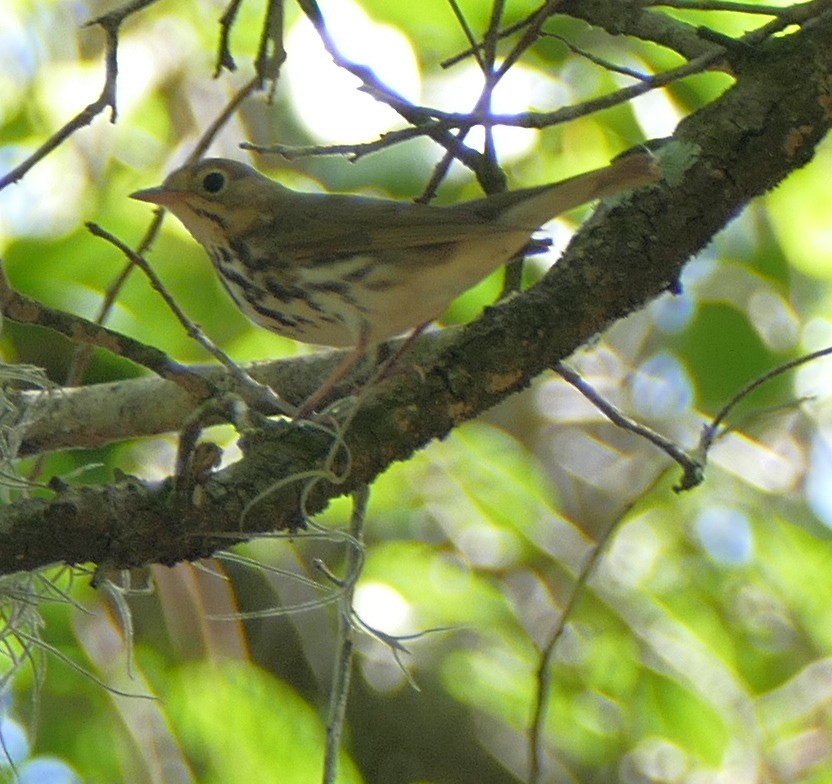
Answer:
[130,186,178,205]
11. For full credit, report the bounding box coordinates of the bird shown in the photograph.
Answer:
[131,153,658,414]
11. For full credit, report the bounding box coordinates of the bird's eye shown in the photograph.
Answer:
[202,171,226,194]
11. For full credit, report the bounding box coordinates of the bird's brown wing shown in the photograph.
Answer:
[259,152,657,259]
[265,193,527,259]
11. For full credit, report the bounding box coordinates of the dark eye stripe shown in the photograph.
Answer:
[194,208,228,230]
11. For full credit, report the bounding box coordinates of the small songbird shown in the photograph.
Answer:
[131,153,658,413]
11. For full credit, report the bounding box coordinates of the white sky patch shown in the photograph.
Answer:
[630,78,684,139]
[284,0,544,162]
[427,61,552,162]
[284,0,421,144]
[353,581,414,636]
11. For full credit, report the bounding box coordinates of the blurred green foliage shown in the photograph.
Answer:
[1,1,832,783]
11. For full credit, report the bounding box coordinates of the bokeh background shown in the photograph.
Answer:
[1,0,832,782]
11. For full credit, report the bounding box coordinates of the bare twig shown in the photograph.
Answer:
[254,0,286,93]
[447,0,487,71]
[554,362,704,491]
[322,485,368,784]
[698,345,832,457]
[558,343,832,494]
[0,0,163,190]
[424,48,726,129]
[215,0,244,75]
[494,0,563,80]
[188,77,261,164]
[241,126,428,160]
[648,0,789,13]
[86,223,295,416]
[529,519,616,784]
[293,0,489,176]
[543,32,654,81]
[441,7,536,69]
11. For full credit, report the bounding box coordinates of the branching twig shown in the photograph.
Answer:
[424,48,726,129]
[0,259,212,402]
[188,77,262,164]
[322,485,368,784]
[0,0,161,191]
[558,343,832,494]
[698,345,832,457]
[293,0,489,176]
[248,45,723,173]
[447,0,487,71]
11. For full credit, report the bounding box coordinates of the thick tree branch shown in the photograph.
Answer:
[1,10,831,576]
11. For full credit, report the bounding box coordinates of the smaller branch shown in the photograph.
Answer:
[447,0,487,71]
[648,0,790,13]
[0,260,211,402]
[293,0,490,176]
[494,0,562,81]
[427,48,726,129]
[554,362,703,491]
[441,8,535,69]
[242,126,428,160]
[0,0,163,191]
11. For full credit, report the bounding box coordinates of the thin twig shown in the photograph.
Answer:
[648,0,788,13]
[258,0,722,180]
[322,485,369,784]
[700,345,832,456]
[554,362,703,491]
[86,223,295,415]
[447,0,487,71]
[441,8,536,69]
[241,126,428,160]
[294,0,489,176]
[425,48,726,129]
[188,77,261,164]
[543,32,654,81]
[254,0,286,93]
[495,0,563,81]
[528,499,635,784]
[417,0,513,202]
[215,0,244,75]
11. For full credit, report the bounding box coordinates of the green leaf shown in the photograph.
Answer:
[165,660,364,784]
